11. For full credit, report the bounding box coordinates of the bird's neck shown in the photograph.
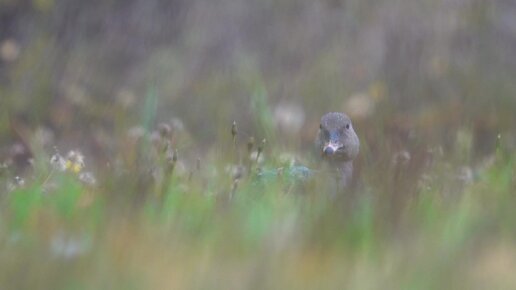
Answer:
[330,160,353,188]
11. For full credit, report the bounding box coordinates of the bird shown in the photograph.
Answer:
[315,112,360,189]
[256,112,359,193]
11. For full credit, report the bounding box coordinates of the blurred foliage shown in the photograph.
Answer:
[0,0,516,289]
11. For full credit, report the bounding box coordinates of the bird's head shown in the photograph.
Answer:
[315,112,359,162]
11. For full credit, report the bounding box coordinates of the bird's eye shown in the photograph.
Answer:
[345,124,350,129]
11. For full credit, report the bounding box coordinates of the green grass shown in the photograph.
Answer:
[0,129,514,290]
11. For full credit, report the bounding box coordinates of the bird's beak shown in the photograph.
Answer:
[322,143,339,156]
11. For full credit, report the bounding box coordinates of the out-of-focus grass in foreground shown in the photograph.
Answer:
[1,1,516,289]
[0,122,514,290]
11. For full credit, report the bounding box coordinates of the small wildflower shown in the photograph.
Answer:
[79,172,97,186]
[50,153,67,171]
[66,150,85,174]
[65,159,73,170]
[71,162,82,174]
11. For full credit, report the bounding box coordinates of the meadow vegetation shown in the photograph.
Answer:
[0,0,515,289]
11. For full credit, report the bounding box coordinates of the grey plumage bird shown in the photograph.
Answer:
[257,112,359,191]
[315,112,360,188]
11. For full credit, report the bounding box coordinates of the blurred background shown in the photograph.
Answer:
[0,0,515,289]
[1,0,515,156]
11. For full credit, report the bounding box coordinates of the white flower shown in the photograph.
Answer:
[50,154,67,171]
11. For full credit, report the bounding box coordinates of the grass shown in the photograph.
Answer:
[2,1,516,288]
[0,116,514,290]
